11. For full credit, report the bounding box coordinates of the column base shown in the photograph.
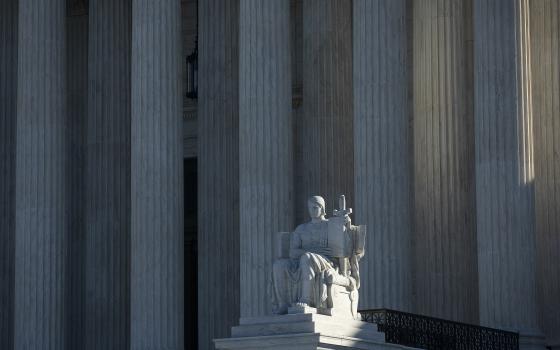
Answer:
[214,313,419,350]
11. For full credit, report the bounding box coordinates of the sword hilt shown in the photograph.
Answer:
[333,194,352,217]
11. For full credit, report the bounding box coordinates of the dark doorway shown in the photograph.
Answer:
[184,158,198,349]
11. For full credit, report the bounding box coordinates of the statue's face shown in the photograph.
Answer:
[308,201,323,219]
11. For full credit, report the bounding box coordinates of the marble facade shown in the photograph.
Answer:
[0,0,559,350]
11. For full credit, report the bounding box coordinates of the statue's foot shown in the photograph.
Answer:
[295,301,309,308]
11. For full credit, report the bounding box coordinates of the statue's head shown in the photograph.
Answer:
[307,196,326,219]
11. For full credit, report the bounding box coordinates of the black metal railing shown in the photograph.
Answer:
[360,309,519,350]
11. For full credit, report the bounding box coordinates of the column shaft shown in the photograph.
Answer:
[0,0,17,348]
[130,0,184,348]
[530,0,560,348]
[14,0,68,348]
[298,0,353,218]
[474,0,544,346]
[67,12,88,350]
[198,0,239,349]
[239,0,293,317]
[412,0,478,323]
[353,0,412,311]
[86,1,131,349]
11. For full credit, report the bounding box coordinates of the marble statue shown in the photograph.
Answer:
[272,195,366,319]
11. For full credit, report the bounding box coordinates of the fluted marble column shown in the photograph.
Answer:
[14,0,68,349]
[530,1,560,348]
[474,0,545,347]
[130,0,184,348]
[239,0,293,317]
[198,0,239,349]
[0,1,17,348]
[298,0,353,219]
[86,1,131,349]
[353,0,412,311]
[412,0,478,323]
[67,12,88,350]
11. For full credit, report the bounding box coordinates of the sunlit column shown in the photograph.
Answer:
[474,0,545,348]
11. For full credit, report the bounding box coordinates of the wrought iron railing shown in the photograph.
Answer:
[360,309,519,350]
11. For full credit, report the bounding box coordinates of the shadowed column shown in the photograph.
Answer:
[14,0,68,348]
[530,0,560,348]
[412,0,478,323]
[239,0,294,317]
[198,0,240,349]
[474,0,545,348]
[298,0,353,219]
[66,10,88,350]
[0,0,17,349]
[353,0,413,312]
[86,1,131,349]
[130,0,184,348]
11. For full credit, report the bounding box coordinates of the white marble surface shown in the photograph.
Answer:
[215,313,419,350]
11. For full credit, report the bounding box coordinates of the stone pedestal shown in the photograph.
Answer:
[214,314,416,350]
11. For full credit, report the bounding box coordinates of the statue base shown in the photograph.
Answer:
[286,283,359,320]
[213,313,419,350]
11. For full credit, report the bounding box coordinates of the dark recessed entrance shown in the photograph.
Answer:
[184,158,198,349]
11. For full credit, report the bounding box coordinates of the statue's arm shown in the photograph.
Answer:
[289,229,305,260]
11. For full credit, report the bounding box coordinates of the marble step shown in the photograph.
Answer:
[233,313,385,342]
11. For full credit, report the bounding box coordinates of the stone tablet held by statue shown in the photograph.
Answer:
[328,195,353,257]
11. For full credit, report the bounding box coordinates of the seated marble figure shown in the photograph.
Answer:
[272,195,366,320]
